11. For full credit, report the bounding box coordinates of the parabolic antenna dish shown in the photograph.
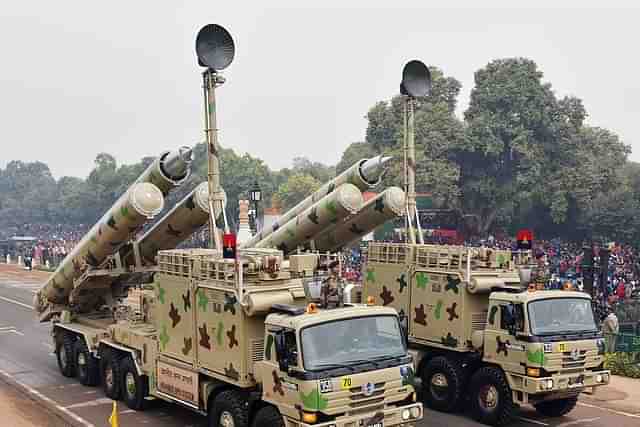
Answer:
[400,60,431,97]
[196,24,235,71]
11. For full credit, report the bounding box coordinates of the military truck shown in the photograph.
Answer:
[49,249,421,426]
[35,23,422,427]
[362,242,610,426]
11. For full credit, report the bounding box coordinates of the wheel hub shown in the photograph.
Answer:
[431,373,448,387]
[220,411,235,427]
[479,385,499,410]
[78,352,86,366]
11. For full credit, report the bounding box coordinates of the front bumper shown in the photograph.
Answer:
[291,403,423,427]
[521,370,610,394]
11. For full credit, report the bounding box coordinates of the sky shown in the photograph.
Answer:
[1,1,639,179]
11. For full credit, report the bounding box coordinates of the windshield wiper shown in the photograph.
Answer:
[311,362,356,371]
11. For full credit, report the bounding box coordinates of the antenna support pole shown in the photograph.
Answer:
[203,69,228,250]
[405,97,417,244]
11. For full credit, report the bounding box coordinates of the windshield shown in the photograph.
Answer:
[301,315,406,371]
[528,298,597,336]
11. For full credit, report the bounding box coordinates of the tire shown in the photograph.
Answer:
[208,389,249,427]
[101,349,123,400]
[534,396,578,417]
[56,332,76,378]
[120,357,148,410]
[469,367,515,426]
[251,405,285,427]
[422,356,465,412]
[74,340,99,386]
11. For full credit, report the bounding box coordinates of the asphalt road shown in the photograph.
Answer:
[0,264,638,427]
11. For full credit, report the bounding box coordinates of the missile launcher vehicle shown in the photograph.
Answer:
[361,61,609,426]
[35,23,422,427]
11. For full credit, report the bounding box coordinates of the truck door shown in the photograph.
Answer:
[483,301,526,375]
[260,329,300,420]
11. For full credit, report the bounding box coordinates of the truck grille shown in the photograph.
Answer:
[348,382,386,414]
[471,312,487,331]
[562,350,586,369]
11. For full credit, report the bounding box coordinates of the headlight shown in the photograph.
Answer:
[596,374,603,383]
[302,412,317,423]
[402,409,411,420]
[546,379,554,389]
[410,406,421,418]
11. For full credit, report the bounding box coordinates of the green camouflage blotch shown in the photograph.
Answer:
[366,268,376,283]
[216,320,225,346]
[435,300,443,320]
[402,366,417,387]
[197,289,209,311]
[416,272,429,289]
[324,200,338,222]
[300,387,328,411]
[120,206,130,218]
[286,226,296,239]
[527,349,545,365]
[497,253,506,266]
[156,283,166,304]
[159,324,170,351]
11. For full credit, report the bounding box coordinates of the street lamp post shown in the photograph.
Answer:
[249,180,262,236]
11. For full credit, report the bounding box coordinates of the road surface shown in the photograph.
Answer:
[0,263,638,427]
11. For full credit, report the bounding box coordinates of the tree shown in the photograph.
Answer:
[335,142,377,175]
[273,173,321,211]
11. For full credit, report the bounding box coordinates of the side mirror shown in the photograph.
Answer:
[398,312,409,346]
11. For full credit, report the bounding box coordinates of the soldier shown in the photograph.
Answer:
[601,309,619,353]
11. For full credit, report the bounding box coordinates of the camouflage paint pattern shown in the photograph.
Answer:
[241,157,381,249]
[36,183,164,308]
[309,187,405,252]
[255,183,364,254]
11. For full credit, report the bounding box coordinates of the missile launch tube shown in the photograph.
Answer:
[255,183,364,254]
[129,182,226,266]
[36,183,164,309]
[136,146,193,194]
[309,187,405,252]
[243,155,390,249]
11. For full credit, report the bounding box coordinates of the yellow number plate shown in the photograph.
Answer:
[558,343,568,352]
[340,376,353,390]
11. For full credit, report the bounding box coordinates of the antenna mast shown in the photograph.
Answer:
[196,24,235,250]
[400,60,431,245]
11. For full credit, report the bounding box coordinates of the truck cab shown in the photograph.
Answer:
[257,304,422,426]
[362,242,609,426]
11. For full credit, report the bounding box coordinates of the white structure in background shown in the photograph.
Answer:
[236,200,252,245]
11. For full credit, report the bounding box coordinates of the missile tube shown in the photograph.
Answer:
[255,183,364,255]
[135,147,193,194]
[243,155,389,249]
[37,183,164,309]
[131,183,225,266]
[310,187,405,252]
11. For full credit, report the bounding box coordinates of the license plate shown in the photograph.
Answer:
[568,375,584,388]
[366,423,383,427]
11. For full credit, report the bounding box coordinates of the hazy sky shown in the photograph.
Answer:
[1,1,639,179]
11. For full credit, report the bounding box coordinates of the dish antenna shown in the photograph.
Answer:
[196,24,235,71]
[400,60,432,245]
[400,60,431,98]
[196,24,235,250]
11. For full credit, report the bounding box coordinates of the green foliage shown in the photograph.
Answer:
[274,173,322,211]
[604,353,640,378]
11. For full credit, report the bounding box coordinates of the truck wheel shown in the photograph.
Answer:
[121,357,148,410]
[534,396,578,417]
[74,340,99,386]
[101,350,123,400]
[56,333,76,378]
[209,390,249,427]
[422,356,464,412]
[251,405,285,427]
[469,367,515,426]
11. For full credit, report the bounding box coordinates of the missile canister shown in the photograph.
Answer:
[310,187,405,252]
[243,155,390,248]
[255,183,364,254]
[37,183,164,309]
[126,182,226,266]
[136,146,193,195]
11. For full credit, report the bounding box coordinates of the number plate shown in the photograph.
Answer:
[366,423,383,427]
[340,376,353,390]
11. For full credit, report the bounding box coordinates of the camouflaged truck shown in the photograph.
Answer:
[50,248,422,427]
[362,242,610,426]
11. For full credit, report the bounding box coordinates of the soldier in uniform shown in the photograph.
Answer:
[601,309,619,353]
